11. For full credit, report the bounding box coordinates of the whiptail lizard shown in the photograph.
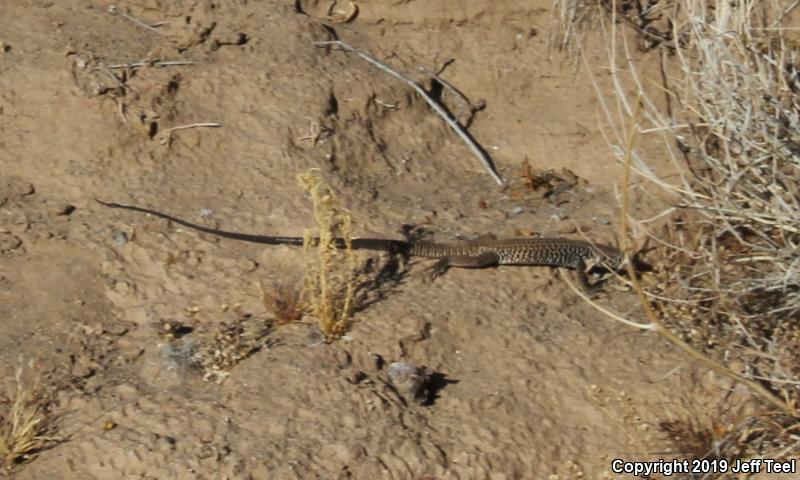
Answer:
[96,200,624,290]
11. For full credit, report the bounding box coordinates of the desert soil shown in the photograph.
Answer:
[0,1,751,479]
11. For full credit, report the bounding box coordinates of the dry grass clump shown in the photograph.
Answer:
[297,169,357,340]
[654,388,753,472]
[658,412,792,471]
[559,0,800,464]
[259,276,306,325]
[194,315,273,383]
[647,379,797,477]
[555,0,682,55]
[0,361,60,470]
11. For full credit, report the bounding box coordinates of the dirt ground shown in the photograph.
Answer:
[0,1,754,479]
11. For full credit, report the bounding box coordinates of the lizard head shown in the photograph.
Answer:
[586,244,627,273]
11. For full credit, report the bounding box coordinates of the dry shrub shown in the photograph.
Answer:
[259,276,306,325]
[0,361,60,470]
[297,169,357,340]
[654,383,754,472]
[194,316,273,383]
[645,375,798,479]
[655,401,800,480]
[559,0,800,464]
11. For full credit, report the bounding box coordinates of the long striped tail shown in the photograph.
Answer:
[96,200,409,253]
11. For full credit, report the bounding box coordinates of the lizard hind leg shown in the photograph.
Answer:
[574,261,596,294]
[573,258,611,295]
[427,252,501,281]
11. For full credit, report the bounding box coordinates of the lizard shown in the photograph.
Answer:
[96,200,624,290]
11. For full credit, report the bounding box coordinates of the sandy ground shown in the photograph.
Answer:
[0,1,748,479]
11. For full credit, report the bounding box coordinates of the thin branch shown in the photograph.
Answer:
[312,40,506,187]
[417,65,476,125]
[108,5,163,34]
[162,123,222,134]
[160,123,222,145]
[559,270,655,330]
[103,60,197,70]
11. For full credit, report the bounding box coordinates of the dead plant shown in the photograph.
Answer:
[259,275,306,325]
[559,0,800,464]
[194,316,273,383]
[0,361,60,470]
[297,169,357,340]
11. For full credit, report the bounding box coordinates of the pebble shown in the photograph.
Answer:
[112,230,129,245]
[509,206,524,216]
[55,204,76,216]
[0,233,22,253]
[387,362,432,404]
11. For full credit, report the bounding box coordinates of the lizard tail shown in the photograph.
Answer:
[96,199,409,253]
[96,199,306,246]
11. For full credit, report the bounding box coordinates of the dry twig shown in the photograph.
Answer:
[312,40,505,186]
[103,60,196,69]
[107,5,165,34]
[160,123,222,145]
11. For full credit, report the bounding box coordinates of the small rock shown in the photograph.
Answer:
[559,168,579,185]
[162,338,199,371]
[306,325,326,347]
[111,279,132,295]
[336,350,352,369]
[112,230,129,245]
[387,362,432,404]
[553,224,577,234]
[346,370,368,384]
[105,323,129,336]
[55,204,76,216]
[370,352,384,370]
[0,233,22,253]
[237,258,258,273]
[71,360,96,379]
[119,344,145,363]
[12,182,35,197]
